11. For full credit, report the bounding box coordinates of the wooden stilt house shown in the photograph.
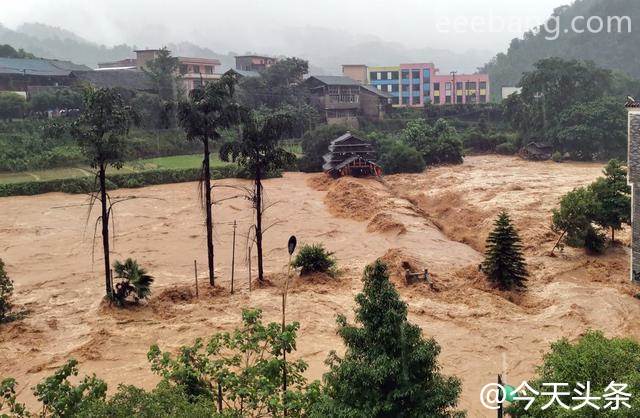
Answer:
[322,132,382,178]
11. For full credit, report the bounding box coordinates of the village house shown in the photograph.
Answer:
[235,55,277,72]
[0,57,90,94]
[322,132,381,177]
[98,49,222,94]
[305,75,390,129]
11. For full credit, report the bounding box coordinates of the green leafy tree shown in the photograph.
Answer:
[0,378,28,417]
[71,87,133,297]
[220,111,296,284]
[142,47,181,128]
[112,258,154,306]
[508,331,640,417]
[33,359,108,417]
[551,187,601,254]
[482,211,528,290]
[0,258,13,323]
[0,93,26,121]
[376,139,426,174]
[237,57,309,109]
[401,118,463,165]
[178,73,241,286]
[298,124,350,172]
[590,159,631,241]
[291,243,337,277]
[318,260,463,417]
[0,44,35,58]
[553,97,627,161]
[148,309,320,417]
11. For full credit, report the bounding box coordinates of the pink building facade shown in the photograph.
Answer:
[431,72,490,105]
[353,62,490,107]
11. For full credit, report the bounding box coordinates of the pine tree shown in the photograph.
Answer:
[317,260,463,417]
[482,211,528,290]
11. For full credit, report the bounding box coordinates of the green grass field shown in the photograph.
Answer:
[0,154,232,185]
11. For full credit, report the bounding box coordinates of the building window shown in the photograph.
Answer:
[424,96,431,104]
[390,71,398,79]
[423,69,430,78]
[456,82,463,90]
[391,96,399,105]
[387,85,392,92]
[466,81,477,90]
[387,71,392,79]
[445,82,452,92]
[411,69,420,80]
[434,82,440,91]
[370,72,378,81]
[192,65,200,73]
[401,95,409,105]
[401,70,409,80]
[480,81,487,89]
[480,95,487,103]
[205,66,214,74]
[392,84,399,92]
[179,64,188,75]
[445,96,452,104]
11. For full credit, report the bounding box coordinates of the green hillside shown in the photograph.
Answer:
[482,0,640,100]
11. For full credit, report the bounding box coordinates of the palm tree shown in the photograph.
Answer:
[113,258,154,303]
[220,112,296,283]
[71,87,133,298]
[178,74,241,287]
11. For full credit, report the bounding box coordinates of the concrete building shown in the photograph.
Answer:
[626,98,640,282]
[235,55,276,72]
[98,50,222,94]
[344,62,490,107]
[342,64,368,85]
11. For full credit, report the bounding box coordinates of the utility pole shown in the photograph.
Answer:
[231,220,236,294]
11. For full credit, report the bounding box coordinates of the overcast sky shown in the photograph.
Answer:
[1,0,572,53]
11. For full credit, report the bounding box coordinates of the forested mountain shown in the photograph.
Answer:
[481,0,640,100]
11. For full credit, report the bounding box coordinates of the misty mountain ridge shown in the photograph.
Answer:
[481,0,640,99]
[0,21,492,75]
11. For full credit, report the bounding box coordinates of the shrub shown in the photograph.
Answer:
[507,331,640,416]
[112,259,154,306]
[551,151,563,162]
[0,92,26,120]
[0,165,276,197]
[0,258,14,323]
[291,243,337,276]
[496,142,518,155]
[377,139,426,174]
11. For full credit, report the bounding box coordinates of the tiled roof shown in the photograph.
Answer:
[0,58,90,76]
[307,75,360,86]
[71,70,154,91]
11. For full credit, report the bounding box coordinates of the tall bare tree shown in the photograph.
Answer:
[178,74,240,286]
[220,112,295,283]
[71,87,133,297]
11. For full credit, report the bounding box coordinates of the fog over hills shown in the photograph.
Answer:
[0,22,492,75]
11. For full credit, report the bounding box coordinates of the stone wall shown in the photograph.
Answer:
[628,110,640,282]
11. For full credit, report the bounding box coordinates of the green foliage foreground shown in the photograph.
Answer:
[1,261,464,417]
[507,331,640,417]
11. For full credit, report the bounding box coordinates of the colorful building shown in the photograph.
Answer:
[345,62,489,107]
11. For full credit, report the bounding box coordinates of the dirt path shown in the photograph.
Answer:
[1,155,639,416]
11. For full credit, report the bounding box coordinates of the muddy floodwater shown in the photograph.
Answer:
[1,155,638,417]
